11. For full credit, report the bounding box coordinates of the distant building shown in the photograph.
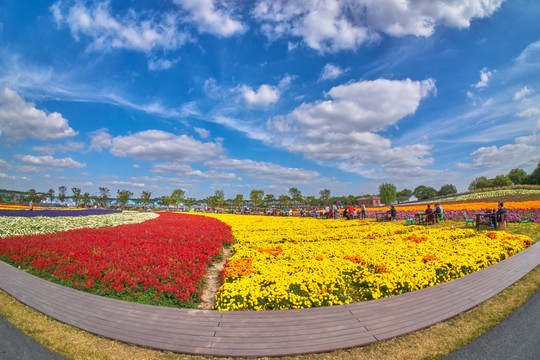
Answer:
[357,196,381,207]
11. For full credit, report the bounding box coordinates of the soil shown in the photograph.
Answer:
[198,247,232,310]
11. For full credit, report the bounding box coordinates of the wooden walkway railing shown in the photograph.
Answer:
[1,241,539,357]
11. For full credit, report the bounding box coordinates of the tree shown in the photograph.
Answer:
[289,187,303,207]
[438,184,457,196]
[304,195,316,207]
[117,189,133,209]
[527,161,540,185]
[47,188,55,202]
[396,188,413,202]
[184,197,198,210]
[233,194,245,209]
[264,194,276,208]
[492,175,512,187]
[58,186,67,203]
[26,189,43,203]
[379,183,397,205]
[82,192,90,207]
[413,185,438,200]
[249,190,264,209]
[207,190,225,209]
[71,187,82,207]
[468,176,493,190]
[171,189,185,208]
[508,168,528,185]
[140,191,153,210]
[278,195,291,208]
[98,187,110,208]
[159,196,171,209]
[319,189,331,204]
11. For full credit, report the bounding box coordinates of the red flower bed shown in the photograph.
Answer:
[0,213,232,307]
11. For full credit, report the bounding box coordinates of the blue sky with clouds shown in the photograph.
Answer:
[0,0,539,200]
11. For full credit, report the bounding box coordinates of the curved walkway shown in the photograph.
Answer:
[1,242,539,358]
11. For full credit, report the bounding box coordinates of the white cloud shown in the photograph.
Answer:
[89,128,113,152]
[32,141,85,155]
[272,78,436,135]
[51,1,189,53]
[0,159,12,171]
[104,180,146,188]
[241,84,280,107]
[320,63,348,80]
[174,0,246,36]
[194,127,210,138]
[0,172,30,181]
[516,107,540,118]
[95,129,223,162]
[456,143,538,169]
[204,157,322,184]
[0,87,77,141]
[151,162,238,180]
[14,154,86,168]
[514,86,534,100]
[253,0,504,52]
[148,57,181,71]
[473,67,492,88]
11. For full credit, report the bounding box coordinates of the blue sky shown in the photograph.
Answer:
[0,0,539,200]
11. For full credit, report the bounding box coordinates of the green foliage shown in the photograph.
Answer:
[116,189,133,208]
[319,189,331,203]
[98,187,110,208]
[396,188,413,202]
[289,187,303,205]
[493,175,512,187]
[413,185,438,200]
[379,183,397,204]
[139,191,153,208]
[58,186,67,202]
[528,161,540,185]
[250,190,264,209]
[438,184,457,196]
[468,176,493,190]
[508,168,529,185]
[71,187,82,206]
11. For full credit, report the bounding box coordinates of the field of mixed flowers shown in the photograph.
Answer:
[0,212,232,307]
[206,214,532,311]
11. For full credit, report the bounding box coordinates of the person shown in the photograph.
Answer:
[348,204,354,217]
[387,205,397,221]
[29,200,33,211]
[492,202,507,229]
[434,203,444,223]
[332,203,338,219]
[361,204,366,219]
[425,204,435,225]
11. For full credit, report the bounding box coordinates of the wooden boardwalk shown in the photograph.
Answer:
[1,241,539,357]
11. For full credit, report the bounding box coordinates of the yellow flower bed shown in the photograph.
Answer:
[204,214,531,311]
[367,201,540,212]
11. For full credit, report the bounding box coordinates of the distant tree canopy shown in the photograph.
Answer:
[468,162,540,190]
[379,183,396,205]
[396,188,413,202]
[438,184,457,196]
[413,185,438,200]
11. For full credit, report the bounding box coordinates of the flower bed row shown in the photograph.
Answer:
[0,212,232,307]
[0,212,157,237]
[0,208,121,217]
[206,214,532,311]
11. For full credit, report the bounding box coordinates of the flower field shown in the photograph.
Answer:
[0,212,232,307]
[206,214,532,311]
[0,211,157,237]
[0,208,121,217]
[363,201,540,223]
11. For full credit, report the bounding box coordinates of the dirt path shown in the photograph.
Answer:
[198,247,232,310]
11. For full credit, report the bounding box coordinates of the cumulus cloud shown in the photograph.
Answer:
[253,0,504,52]
[456,143,537,169]
[320,63,348,80]
[241,84,280,107]
[270,78,435,136]
[0,172,30,181]
[516,107,540,118]
[92,129,223,162]
[0,87,77,141]
[0,159,12,171]
[174,0,245,36]
[89,128,113,152]
[14,154,86,168]
[473,67,492,88]
[204,157,322,184]
[194,127,210,138]
[50,1,189,53]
